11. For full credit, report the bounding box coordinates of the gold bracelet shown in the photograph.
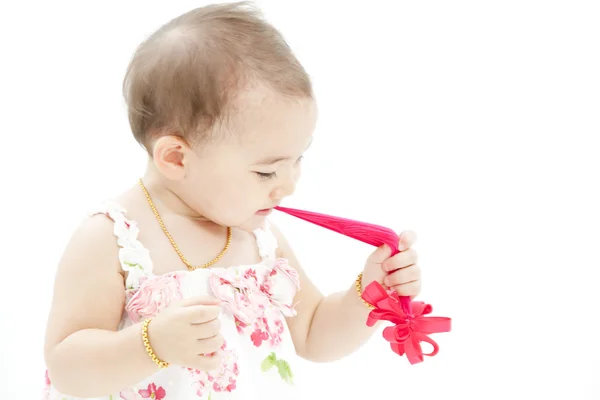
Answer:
[142,318,169,369]
[355,272,375,310]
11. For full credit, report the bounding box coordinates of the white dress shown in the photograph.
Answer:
[43,200,302,400]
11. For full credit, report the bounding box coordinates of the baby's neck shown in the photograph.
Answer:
[140,169,211,223]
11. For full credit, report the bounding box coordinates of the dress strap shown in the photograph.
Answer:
[90,200,153,290]
[253,220,278,262]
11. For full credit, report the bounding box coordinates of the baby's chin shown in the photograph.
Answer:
[235,214,269,232]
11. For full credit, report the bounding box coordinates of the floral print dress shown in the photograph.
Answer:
[43,201,302,400]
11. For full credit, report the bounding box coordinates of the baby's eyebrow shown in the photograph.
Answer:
[256,156,291,165]
[255,139,313,165]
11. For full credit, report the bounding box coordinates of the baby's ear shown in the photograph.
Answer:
[152,134,189,180]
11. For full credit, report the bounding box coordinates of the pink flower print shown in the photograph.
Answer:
[251,323,269,347]
[234,315,249,334]
[210,343,240,393]
[212,262,298,350]
[139,383,166,399]
[272,258,300,289]
[260,273,274,297]
[125,274,183,323]
[193,380,209,397]
[214,378,237,393]
[262,309,284,347]
[269,317,285,347]
[41,370,51,400]
[188,368,210,397]
[188,339,239,395]
[265,258,300,317]
[209,270,260,325]
[243,268,258,281]
[253,312,285,348]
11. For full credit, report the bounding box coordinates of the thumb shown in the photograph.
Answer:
[178,295,221,307]
[366,243,393,265]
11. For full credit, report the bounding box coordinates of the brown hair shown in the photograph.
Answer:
[123,1,313,150]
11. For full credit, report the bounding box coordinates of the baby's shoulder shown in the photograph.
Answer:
[72,211,121,249]
[58,208,124,276]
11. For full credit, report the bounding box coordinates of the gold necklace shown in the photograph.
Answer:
[138,178,232,271]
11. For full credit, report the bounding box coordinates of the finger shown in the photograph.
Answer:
[186,304,221,324]
[193,318,221,339]
[398,230,417,251]
[190,354,222,372]
[383,248,418,272]
[384,264,421,287]
[391,280,421,298]
[366,243,393,265]
[194,333,225,355]
[178,295,221,307]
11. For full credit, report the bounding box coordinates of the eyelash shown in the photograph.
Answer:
[256,171,277,180]
[255,156,303,181]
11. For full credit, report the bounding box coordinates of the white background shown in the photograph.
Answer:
[1,1,599,398]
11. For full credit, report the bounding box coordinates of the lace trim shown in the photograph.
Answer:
[253,220,278,262]
[91,200,279,288]
[91,200,153,289]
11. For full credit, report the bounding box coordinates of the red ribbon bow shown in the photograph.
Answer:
[362,281,451,364]
[274,205,451,364]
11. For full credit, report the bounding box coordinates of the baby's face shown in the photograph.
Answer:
[181,87,317,230]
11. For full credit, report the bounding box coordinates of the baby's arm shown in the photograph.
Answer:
[44,215,158,397]
[271,224,378,362]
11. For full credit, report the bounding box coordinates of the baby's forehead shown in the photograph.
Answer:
[207,107,314,165]
[225,88,317,143]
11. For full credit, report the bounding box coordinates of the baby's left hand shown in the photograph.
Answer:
[361,231,421,298]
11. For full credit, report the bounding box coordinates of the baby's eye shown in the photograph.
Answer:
[255,171,277,180]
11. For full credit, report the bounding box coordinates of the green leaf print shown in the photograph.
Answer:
[260,352,293,384]
[275,359,293,384]
[261,352,277,372]
[124,261,144,270]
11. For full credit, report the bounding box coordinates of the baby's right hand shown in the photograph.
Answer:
[148,296,224,371]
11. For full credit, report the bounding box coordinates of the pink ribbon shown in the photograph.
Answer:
[275,205,451,363]
[362,281,451,364]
